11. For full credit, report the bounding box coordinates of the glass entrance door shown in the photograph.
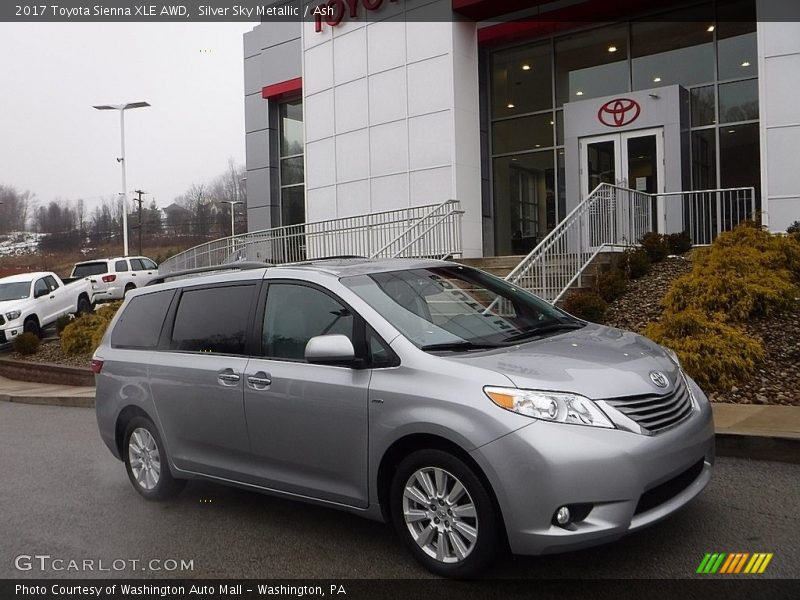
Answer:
[579,128,665,231]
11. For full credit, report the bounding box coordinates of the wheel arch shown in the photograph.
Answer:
[114,404,155,458]
[375,433,508,544]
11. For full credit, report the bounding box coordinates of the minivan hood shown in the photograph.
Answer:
[440,324,680,400]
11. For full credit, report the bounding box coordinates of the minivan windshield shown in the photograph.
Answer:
[0,282,31,302]
[343,266,583,351]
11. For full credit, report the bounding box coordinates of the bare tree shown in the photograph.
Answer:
[0,185,34,233]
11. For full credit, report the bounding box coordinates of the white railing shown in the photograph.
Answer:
[506,184,756,304]
[159,200,464,273]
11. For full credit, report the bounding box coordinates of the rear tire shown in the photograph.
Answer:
[390,449,500,578]
[77,296,92,314]
[123,283,136,297]
[123,416,185,501]
[23,317,40,338]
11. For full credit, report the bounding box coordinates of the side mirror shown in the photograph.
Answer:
[305,334,356,366]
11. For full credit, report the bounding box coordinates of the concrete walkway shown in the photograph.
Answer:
[1,375,799,439]
[0,375,95,408]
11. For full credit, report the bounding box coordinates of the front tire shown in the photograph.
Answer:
[23,317,40,338]
[77,296,92,314]
[123,416,185,500]
[390,449,500,578]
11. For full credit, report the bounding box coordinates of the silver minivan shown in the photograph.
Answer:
[94,258,714,577]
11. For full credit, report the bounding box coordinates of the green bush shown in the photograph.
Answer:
[596,267,628,302]
[563,290,608,323]
[662,225,800,321]
[666,231,692,255]
[55,314,73,335]
[639,232,671,262]
[13,332,41,355]
[644,309,765,391]
[60,303,120,356]
[624,247,651,279]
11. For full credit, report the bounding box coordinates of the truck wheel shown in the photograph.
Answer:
[77,296,93,314]
[123,416,185,501]
[390,449,500,578]
[124,283,136,297]
[23,317,40,338]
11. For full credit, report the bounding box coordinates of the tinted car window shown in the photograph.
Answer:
[141,258,157,270]
[33,279,48,297]
[263,284,354,361]
[44,275,59,290]
[111,291,175,349]
[367,326,399,368]
[115,260,129,272]
[171,285,255,355]
[129,258,145,271]
[72,262,108,277]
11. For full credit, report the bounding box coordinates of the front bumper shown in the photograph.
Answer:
[471,378,715,555]
[0,323,23,343]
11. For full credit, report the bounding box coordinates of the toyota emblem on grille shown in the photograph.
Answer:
[649,371,669,388]
[598,98,641,127]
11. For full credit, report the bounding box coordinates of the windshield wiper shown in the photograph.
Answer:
[502,321,585,343]
[420,341,500,352]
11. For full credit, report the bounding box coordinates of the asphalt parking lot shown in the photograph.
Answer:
[0,401,798,580]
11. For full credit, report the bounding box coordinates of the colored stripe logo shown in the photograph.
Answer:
[697,552,773,574]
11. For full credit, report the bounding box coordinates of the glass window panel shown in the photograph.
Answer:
[627,135,659,194]
[491,42,552,118]
[720,123,760,190]
[171,286,256,355]
[262,284,353,361]
[555,25,629,106]
[279,99,304,157]
[719,79,758,123]
[691,85,716,127]
[631,6,715,90]
[717,1,758,80]
[281,186,306,227]
[493,151,555,255]
[280,156,305,186]
[691,129,717,190]
[492,114,554,154]
[586,140,617,194]
[555,110,564,146]
[557,150,566,224]
[112,290,174,349]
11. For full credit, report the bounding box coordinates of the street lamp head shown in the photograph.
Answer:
[93,102,150,111]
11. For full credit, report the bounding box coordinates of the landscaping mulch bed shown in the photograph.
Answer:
[9,339,91,369]
[604,254,800,407]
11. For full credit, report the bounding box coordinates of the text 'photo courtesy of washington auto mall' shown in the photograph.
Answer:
[1,0,799,598]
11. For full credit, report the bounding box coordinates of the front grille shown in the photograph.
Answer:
[605,378,693,433]
[0,314,5,325]
[0,330,6,343]
[635,459,705,514]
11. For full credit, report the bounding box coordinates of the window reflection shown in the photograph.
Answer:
[492,43,552,117]
[719,79,759,123]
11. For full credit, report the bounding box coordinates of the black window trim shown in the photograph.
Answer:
[158,280,262,357]
[254,279,399,369]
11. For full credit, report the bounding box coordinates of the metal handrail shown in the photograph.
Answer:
[159,201,465,274]
[505,184,756,304]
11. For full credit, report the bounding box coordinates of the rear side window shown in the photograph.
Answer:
[111,291,174,349]
[44,275,59,290]
[72,262,108,277]
[115,260,129,272]
[171,285,255,355]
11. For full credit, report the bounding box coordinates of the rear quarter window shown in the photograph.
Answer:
[111,290,175,349]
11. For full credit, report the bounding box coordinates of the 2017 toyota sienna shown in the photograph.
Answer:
[94,258,714,577]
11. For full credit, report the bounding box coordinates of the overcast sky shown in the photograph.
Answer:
[0,22,254,212]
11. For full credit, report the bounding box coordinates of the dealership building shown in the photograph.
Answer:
[242,0,800,259]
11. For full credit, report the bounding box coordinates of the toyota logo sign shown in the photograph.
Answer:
[649,371,669,389]
[598,98,641,127]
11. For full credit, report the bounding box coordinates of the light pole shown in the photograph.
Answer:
[222,200,243,257]
[93,101,150,256]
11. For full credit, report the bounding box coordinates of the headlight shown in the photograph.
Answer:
[484,387,614,428]
[661,345,681,367]
[5,311,21,321]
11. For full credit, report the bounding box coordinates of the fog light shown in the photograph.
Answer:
[11,330,18,336]
[555,506,571,526]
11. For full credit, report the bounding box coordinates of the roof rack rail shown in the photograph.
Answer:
[149,262,271,286]
[282,254,367,267]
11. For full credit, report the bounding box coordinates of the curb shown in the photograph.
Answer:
[0,393,94,409]
[715,432,800,465]
[0,357,94,387]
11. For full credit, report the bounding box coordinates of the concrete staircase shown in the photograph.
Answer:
[455,252,621,297]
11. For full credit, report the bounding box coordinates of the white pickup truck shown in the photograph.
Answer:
[0,271,96,343]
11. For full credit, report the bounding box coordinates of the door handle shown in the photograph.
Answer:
[247,372,272,389]
[217,370,241,385]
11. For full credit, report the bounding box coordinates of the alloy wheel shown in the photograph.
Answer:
[402,467,478,564]
[128,428,161,491]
